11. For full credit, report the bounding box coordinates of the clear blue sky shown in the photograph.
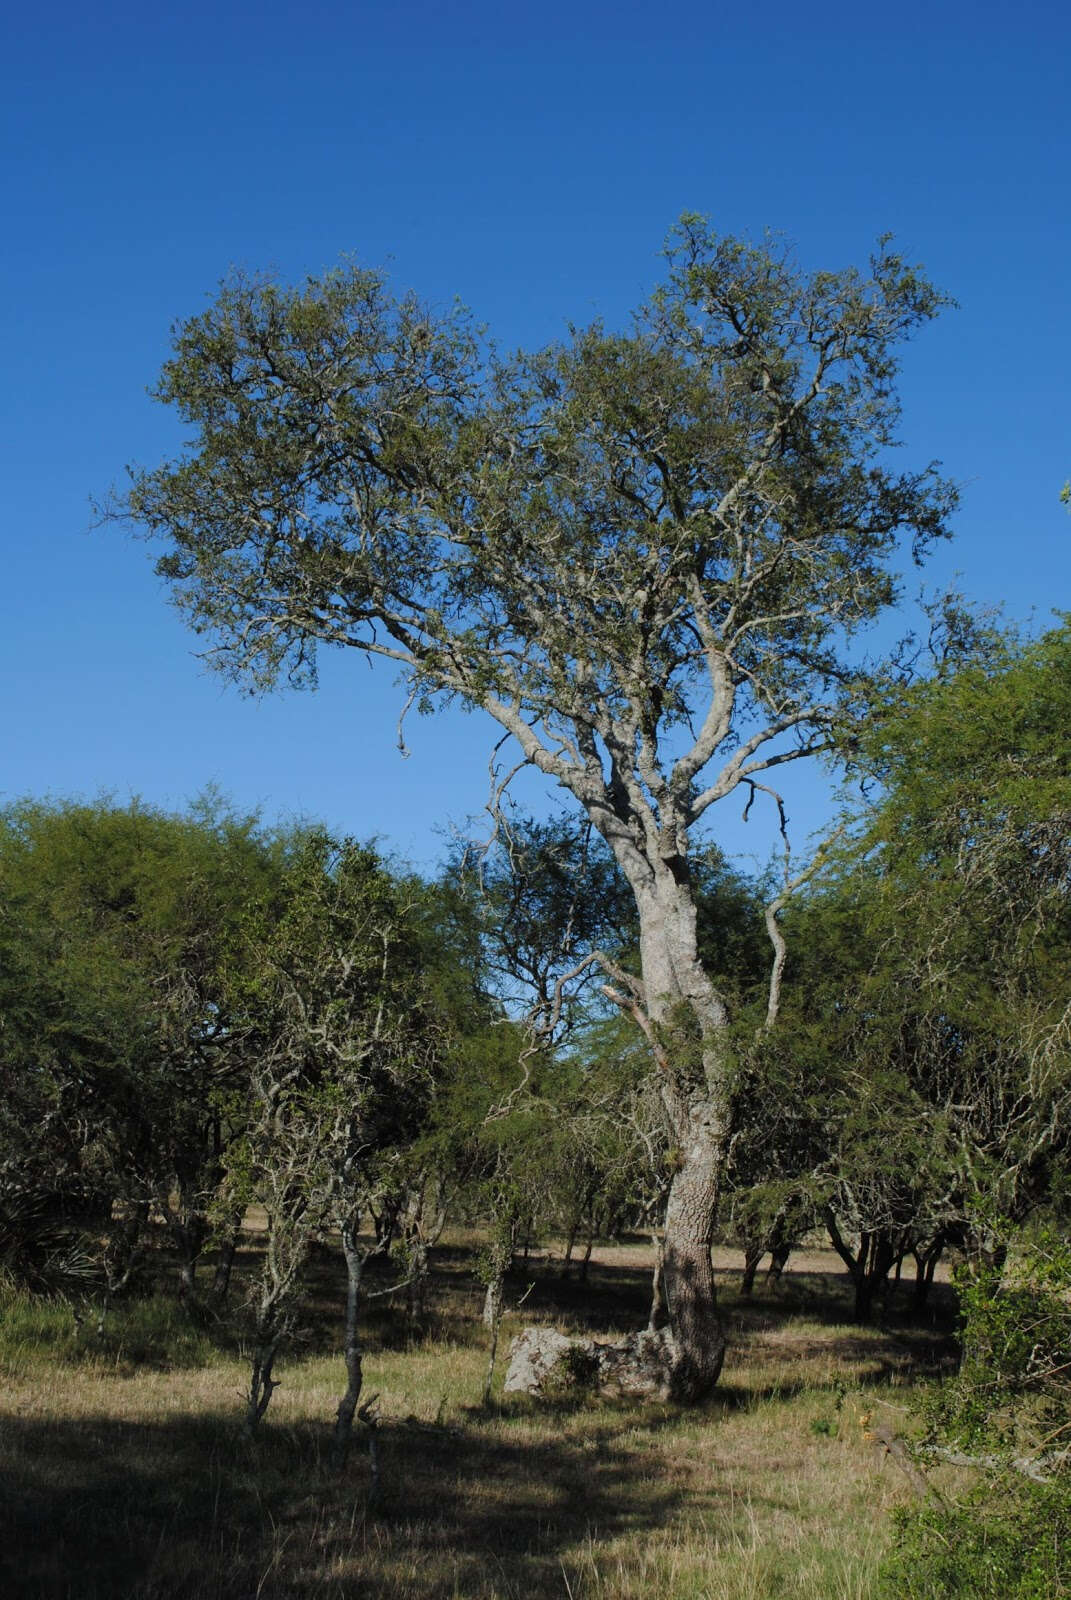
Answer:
[3,0,1068,873]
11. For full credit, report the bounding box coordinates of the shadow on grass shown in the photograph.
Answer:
[2,1398,789,1600]
[1,1242,960,1599]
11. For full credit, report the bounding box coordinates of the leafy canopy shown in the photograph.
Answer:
[125,220,956,850]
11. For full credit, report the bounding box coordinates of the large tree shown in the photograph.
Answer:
[121,220,955,1397]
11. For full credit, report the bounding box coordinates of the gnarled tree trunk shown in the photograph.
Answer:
[628,862,731,1400]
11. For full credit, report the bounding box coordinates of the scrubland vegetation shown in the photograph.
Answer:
[4,225,1070,1594]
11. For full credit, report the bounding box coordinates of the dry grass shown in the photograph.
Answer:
[0,1233,958,1599]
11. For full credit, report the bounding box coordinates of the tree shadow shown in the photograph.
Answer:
[0,1401,792,1599]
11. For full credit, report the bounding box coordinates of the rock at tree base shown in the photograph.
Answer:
[504,1326,678,1400]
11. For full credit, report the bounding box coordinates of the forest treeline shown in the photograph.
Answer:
[4,632,1070,1333]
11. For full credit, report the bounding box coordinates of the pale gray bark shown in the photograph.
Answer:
[481,1225,514,1404]
[618,860,732,1398]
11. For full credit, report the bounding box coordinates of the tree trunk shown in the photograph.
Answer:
[210,1219,242,1304]
[165,1200,208,1307]
[661,1122,727,1396]
[560,1214,581,1278]
[579,1209,596,1284]
[244,1339,280,1435]
[767,1240,792,1285]
[648,1232,667,1329]
[332,1219,365,1469]
[400,1170,447,1331]
[405,1234,429,1329]
[481,1224,514,1404]
[632,867,731,1400]
[740,1241,764,1297]
[824,1213,899,1324]
[371,1195,400,1254]
[912,1233,945,1307]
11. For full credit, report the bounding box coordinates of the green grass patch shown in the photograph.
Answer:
[0,1285,219,1377]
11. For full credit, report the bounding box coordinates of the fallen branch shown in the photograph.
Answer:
[869,1424,944,1501]
[917,1442,1068,1484]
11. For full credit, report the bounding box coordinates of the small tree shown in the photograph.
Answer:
[220,832,447,1450]
[831,621,1071,1249]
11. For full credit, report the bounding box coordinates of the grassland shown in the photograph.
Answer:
[0,1232,960,1599]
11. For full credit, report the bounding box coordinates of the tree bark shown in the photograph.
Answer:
[560,1214,581,1278]
[405,1234,429,1329]
[648,1232,667,1329]
[481,1224,514,1404]
[579,1212,596,1284]
[824,1212,899,1324]
[740,1241,764,1297]
[661,1120,727,1396]
[911,1232,946,1307]
[767,1240,792,1285]
[332,1219,365,1469]
[630,865,731,1399]
[244,1340,279,1435]
[165,1200,208,1306]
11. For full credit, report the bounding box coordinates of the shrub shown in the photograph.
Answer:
[880,1475,1071,1599]
[878,1228,1071,1597]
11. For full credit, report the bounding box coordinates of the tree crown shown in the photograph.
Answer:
[125,222,955,865]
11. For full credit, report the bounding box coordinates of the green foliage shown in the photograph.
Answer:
[0,794,283,1259]
[761,621,1071,1271]
[444,813,635,1035]
[0,793,485,1363]
[880,1231,1071,1598]
[926,1230,1071,1456]
[126,226,955,740]
[880,1477,1071,1599]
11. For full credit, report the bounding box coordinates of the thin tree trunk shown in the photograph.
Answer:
[648,1232,667,1329]
[244,1339,280,1435]
[405,1234,429,1329]
[166,1202,208,1307]
[560,1214,582,1277]
[913,1235,944,1307]
[824,1212,898,1324]
[579,1211,596,1285]
[332,1219,365,1469]
[767,1240,792,1284]
[481,1226,513,1404]
[740,1241,764,1297]
[210,1219,242,1304]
